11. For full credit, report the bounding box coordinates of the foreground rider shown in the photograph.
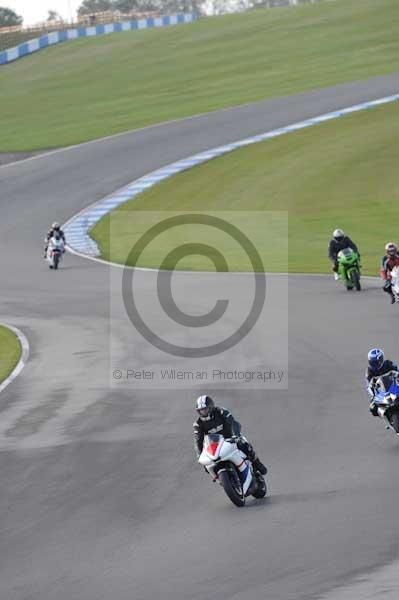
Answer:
[381,243,399,305]
[193,395,267,474]
[44,222,66,258]
[366,348,399,416]
[328,229,359,280]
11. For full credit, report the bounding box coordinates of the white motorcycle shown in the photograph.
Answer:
[199,433,267,507]
[46,236,64,270]
[390,266,399,303]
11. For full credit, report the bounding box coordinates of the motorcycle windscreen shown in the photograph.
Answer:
[378,374,395,393]
[206,433,223,442]
[205,434,223,457]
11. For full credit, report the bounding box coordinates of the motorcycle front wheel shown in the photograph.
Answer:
[219,469,245,507]
[350,268,361,291]
[53,254,59,270]
[391,411,399,433]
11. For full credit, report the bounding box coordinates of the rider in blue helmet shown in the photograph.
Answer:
[366,349,399,415]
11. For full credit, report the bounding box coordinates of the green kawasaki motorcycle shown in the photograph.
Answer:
[337,248,361,291]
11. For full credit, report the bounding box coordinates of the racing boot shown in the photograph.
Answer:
[252,457,268,475]
[383,283,395,303]
[237,439,268,475]
[369,403,379,416]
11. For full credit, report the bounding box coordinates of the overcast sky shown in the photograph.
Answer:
[4,0,81,25]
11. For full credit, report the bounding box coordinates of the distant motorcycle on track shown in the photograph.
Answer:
[337,247,361,291]
[46,235,64,270]
[198,433,267,507]
[390,266,399,303]
[370,370,399,434]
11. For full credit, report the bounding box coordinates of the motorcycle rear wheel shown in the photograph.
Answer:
[219,469,245,507]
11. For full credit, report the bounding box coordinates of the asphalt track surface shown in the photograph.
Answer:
[2,72,399,600]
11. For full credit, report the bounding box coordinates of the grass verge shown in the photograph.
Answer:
[91,100,399,275]
[1,0,399,151]
[0,325,21,386]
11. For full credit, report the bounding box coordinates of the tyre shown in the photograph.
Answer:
[351,269,361,291]
[252,474,267,499]
[219,469,245,507]
[53,254,59,270]
[391,412,399,433]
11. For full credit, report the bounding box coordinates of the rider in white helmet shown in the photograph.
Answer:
[328,229,359,279]
[44,222,66,257]
[381,243,399,304]
[193,395,267,475]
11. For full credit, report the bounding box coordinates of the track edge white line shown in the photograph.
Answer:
[0,324,30,395]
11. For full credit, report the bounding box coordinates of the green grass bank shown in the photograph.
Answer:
[1,0,399,151]
[91,100,399,275]
[0,325,21,385]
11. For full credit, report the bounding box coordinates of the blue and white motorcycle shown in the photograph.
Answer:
[370,371,399,434]
[198,433,267,507]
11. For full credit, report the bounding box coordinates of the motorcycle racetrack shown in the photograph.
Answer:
[2,71,399,599]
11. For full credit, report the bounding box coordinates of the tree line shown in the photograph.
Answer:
[77,0,272,17]
[77,1,203,16]
[0,0,271,28]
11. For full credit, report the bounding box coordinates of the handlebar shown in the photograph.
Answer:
[369,370,399,382]
[370,371,399,394]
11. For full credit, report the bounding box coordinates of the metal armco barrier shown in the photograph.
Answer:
[0,13,197,66]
